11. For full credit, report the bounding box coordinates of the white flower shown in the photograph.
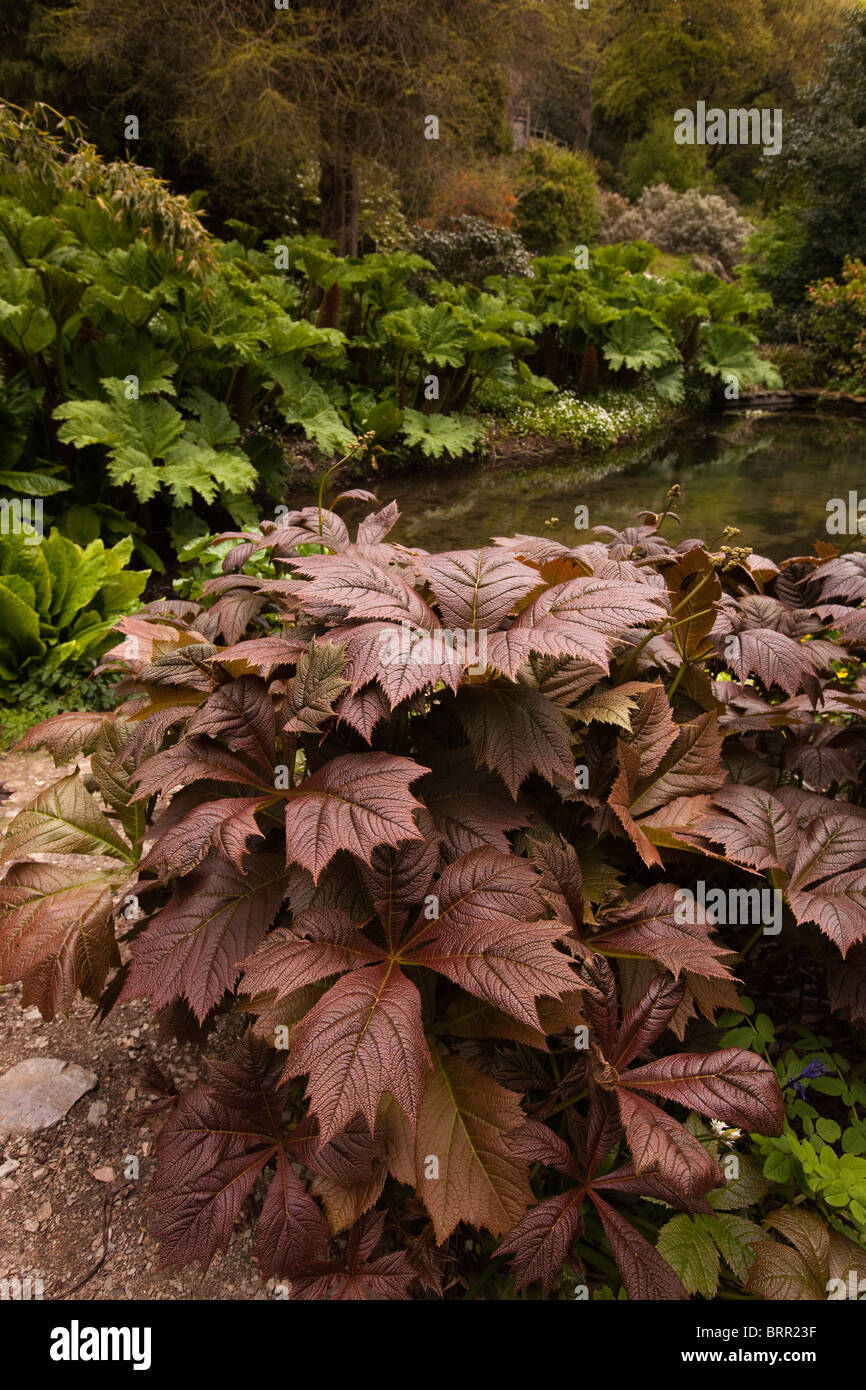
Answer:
[710,1118,743,1142]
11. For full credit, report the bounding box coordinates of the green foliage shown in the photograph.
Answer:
[488,246,778,401]
[512,142,600,256]
[0,528,147,688]
[0,102,778,553]
[621,115,711,199]
[758,10,866,308]
[411,216,532,286]
[718,1007,866,1247]
[805,258,866,387]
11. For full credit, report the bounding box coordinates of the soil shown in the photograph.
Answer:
[0,749,276,1301]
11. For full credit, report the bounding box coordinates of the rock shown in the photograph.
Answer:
[0,1158,20,1177]
[0,1058,98,1136]
[91,1166,116,1183]
[86,1100,108,1126]
[35,1200,52,1222]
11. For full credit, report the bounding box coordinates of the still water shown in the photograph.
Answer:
[368,412,866,560]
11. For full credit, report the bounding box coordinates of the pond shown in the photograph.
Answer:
[362,411,866,559]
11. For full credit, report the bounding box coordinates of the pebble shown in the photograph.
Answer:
[0,1058,98,1136]
[87,1101,108,1126]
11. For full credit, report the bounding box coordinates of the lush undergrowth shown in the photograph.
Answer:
[1,494,865,1299]
[0,105,777,576]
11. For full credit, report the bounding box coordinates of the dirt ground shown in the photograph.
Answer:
[0,749,275,1301]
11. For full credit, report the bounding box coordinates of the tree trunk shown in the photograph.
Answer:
[319,159,360,255]
[574,75,593,152]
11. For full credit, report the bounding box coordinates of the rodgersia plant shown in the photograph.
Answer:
[2,492,866,1298]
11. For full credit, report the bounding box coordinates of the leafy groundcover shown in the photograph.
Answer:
[2,494,865,1300]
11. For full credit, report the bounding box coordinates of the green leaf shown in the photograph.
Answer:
[0,773,133,863]
[704,1212,762,1283]
[602,312,679,372]
[816,1118,842,1143]
[0,470,71,496]
[657,1214,720,1297]
[401,410,486,460]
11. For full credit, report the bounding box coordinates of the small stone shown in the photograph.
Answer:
[32,1167,47,1179]
[86,1101,108,1126]
[91,1166,116,1183]
[0,1058,98,1136]
[23,1218,38,1233]
[125,1088,137,1102]
[0,1159,20,1177]
[35,1200,52,1222]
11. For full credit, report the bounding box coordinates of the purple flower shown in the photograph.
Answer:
[783,1059,831,1099]
[800,1060,830,1080]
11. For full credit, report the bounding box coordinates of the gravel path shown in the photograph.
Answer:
[0,749,273,1301]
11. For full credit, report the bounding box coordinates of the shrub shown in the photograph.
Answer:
[758,9,866,306]
[805,258,866,386]
[411,216,533,285]
[0,528,147,745]
[620,114,712,199]
[0,529,147,689]
[4,495,866,1299]
[512,142,600,255]
[426,165,517,228]
[599,185,755,278]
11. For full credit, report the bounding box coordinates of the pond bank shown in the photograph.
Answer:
[342,411,866,560]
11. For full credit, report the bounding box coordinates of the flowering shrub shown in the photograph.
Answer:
[600,185,755,278]
[498,385,669,449]
[2,492,866,1299]
[426,165,518,228]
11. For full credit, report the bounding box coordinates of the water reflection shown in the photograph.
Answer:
[355,412,866,559]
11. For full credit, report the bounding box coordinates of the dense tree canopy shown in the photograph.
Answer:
[762,7,866,295]
[0,0,853,245]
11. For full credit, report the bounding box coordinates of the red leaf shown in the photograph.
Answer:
[186,676,276,771]
[616,1089,723,1198]
[421,548,540,630]
[254,1150,330,1277]
[621,1048,784,1135]
[141,797,269,877]
[284,962,431,1142]
[486,576,667,679]
[412,915,578,1029]
[457,681,574,798]
[284,752,428,881]
[590,1193,688,1300]
[121,854,287,1020]
[497,1189,585,1294]
[593,884,737,985]
[239,906,383,1001]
